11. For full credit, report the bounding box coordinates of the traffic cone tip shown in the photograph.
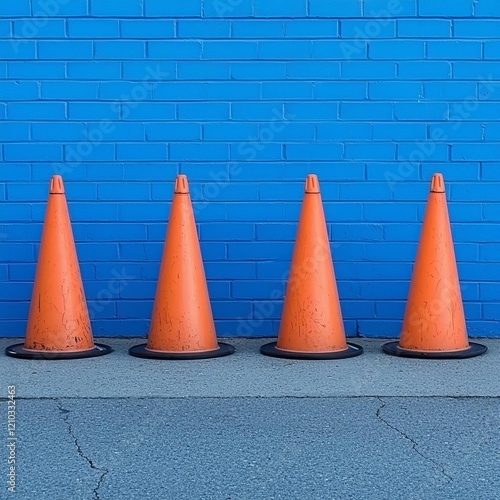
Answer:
[175,174,189,194]
[50,175,65,194]
[305,174,320,194]
[430,173,445,193]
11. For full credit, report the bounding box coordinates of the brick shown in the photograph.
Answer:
[178,20,230,38]
[394,103,448,120]
[0,82,38,100]
[32,0,88,16]
[170,143,229,161]
[369,82,422,100]
[32,122,87,141]
[254,0,307,16]
[427,41,481,60]
[262,82,312,99]
[309,0,363,17]
[231,21,283,38]
[13,19,65,38]
[203,41,258,59]
[4,144,62,162]
[148,41,201,59]
[232,62,286,80]
[341,61,396,79]
[90,0,143,16]
[116,143,167,161]
[178,61,230,80]
[317,122,372,141]
[8,102,65,120]
[41,82,98,99]
[68,20,120,38]
[38,41,93,60]
[454,20,500,37]
[424,82,476,99]
[372,123,426,141]
[95,41,145,59]
[345,143,396,161]
[285,102,339,120]
[369,41,425,60]
[179,102,229,120]
[314,82,366,100]
[203,0,251,18]
[122,61,175,80]
[146,122,200,141]
[258,41,312,59]
[452,144,500,161]
[286,20,338,37]
[146,0,202,17]
[341,19,395,38]
[68,62,121,80]
[0,0,30,16]
[398,62,451,79]
[474,0,500,16]
[8,61,65,79]
[419,0,473,16]
[341,102,393,121]
[285,143,343,160]
[363,0,417,16]
[0,40,35,59]
[286,61,341,79]
[398,20,451,37]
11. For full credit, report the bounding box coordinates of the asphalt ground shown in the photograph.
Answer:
[1,338,499,500]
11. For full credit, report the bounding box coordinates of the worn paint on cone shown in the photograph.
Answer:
[6,176,111,360]
[261,175,363,360]
[129,175,234,360]
[383,173,487,359]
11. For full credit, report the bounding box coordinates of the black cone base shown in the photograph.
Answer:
[260,341,363,360]
[5,343,112,360]
[129,342,235,360]
[382,341,487,359]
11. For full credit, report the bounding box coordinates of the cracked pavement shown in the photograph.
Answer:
[1,338,499,499]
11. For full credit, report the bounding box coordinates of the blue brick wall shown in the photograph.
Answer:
[1,0,499,338]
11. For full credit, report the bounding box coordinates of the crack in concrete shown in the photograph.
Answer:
[375,396,453,483]
[56,400,109,500]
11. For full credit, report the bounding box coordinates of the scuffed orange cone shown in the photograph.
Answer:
[261,175,363,360]
[129,175,234,360]
[6,176,112,360]
[383,173,487,359]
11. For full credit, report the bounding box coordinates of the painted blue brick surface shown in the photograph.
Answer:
[1,0,499,338]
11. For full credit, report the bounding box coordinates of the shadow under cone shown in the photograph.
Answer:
[261,175,362,360]
[129,175,234,360]
[383,174,487,359]
[6,176,112,360]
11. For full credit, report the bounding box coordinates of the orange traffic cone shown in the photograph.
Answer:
[129,175,234,359]
[383,173,487,359]
[6,176,112,360]
[261,175,363,359]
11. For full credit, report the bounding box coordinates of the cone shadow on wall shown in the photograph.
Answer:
[383,173,487,359]
[6,176,112,360]
[129,175,235,360]
[261,175,363,360]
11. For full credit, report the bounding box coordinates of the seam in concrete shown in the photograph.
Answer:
[56,399,109,500]
[2,395,499,402]
[375,397,453,483]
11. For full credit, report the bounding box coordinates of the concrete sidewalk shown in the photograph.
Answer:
[2,338,499,398]
[2,338,499,500]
